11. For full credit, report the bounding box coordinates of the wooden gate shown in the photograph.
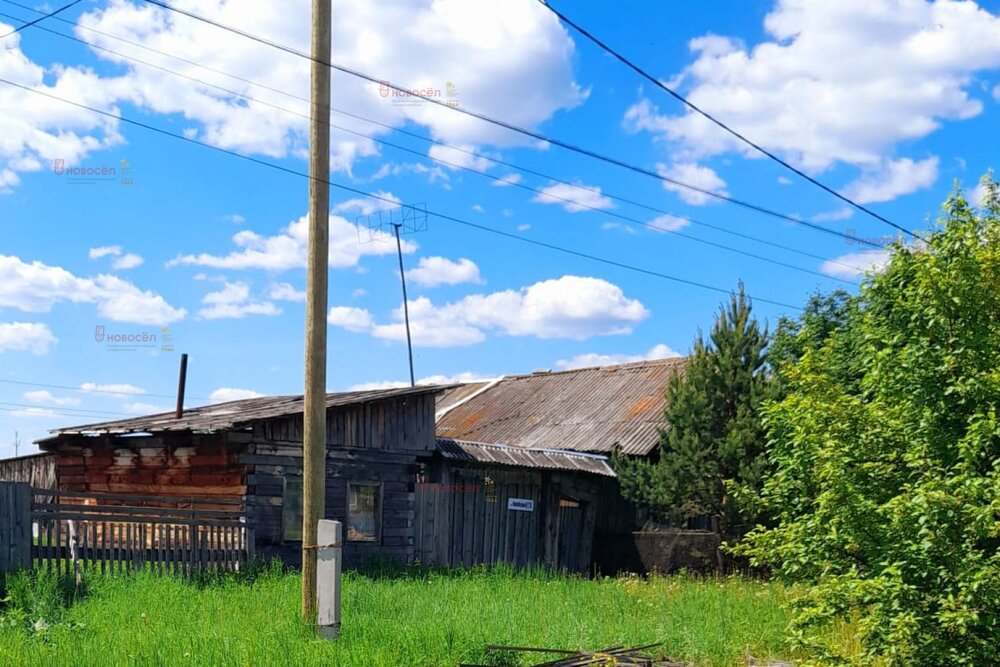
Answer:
[555,497,585,571]
[29,488,253,576]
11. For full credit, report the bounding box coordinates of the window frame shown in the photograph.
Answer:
[346,481,383,544]
[281,475,304,542]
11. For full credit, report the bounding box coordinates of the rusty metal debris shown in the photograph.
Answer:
[461,642,691,666]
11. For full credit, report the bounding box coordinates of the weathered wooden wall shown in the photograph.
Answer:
[0,453,56,489]
[52,433,247,501]
[257,393,436,452]
[413,464,604,573]
[243,395,435,567]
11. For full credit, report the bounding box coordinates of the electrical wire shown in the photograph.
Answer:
[0,0,881,253]
[535,0,920,240]
[0,76,805,311]
[139,0,858,237]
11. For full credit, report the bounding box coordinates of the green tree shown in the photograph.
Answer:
[614,283,772,537]
[738,176,1000,666]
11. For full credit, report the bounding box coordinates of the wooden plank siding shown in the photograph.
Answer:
[242,395,435,568]
[413,464,606,573]
[0,453,56,489]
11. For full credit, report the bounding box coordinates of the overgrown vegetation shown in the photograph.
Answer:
[0,566,796,666]
[739,177,1000,665]
[614,284,774,537]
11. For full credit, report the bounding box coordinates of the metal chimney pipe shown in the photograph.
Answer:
[175,353,188,419]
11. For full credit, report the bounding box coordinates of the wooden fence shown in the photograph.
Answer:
[0,482,253,576]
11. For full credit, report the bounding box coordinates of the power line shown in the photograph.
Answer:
[139,0,850,236]
[0,378,211,402]
[0,1,880,255]
[0,401,133,418]
[0,76,804,311]
[536,0,920,241]
[0,0,78,38]
[0,9,856,285]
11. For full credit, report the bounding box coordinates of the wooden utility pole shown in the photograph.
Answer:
[302,0,332,625]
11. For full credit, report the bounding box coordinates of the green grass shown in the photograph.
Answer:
[0,564,795,666]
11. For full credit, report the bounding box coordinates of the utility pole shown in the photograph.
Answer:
[392,223,416,387]
[13,431,18,457]
[302,0,331,625]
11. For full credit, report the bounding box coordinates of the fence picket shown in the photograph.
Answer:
[22,487,250,576]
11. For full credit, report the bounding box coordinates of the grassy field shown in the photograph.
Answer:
[0,564,798,666]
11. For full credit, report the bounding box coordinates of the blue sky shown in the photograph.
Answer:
[2,0,999,456]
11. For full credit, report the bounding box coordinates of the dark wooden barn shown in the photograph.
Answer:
[29,386,439,567]
[416,358,686,573]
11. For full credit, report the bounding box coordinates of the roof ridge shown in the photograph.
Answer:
[504,356,686,380]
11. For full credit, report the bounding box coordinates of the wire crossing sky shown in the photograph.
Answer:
[1,0,996,456]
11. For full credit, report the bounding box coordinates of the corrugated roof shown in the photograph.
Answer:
[42,386,444,439]
[436,438,616,477]
[435,358,685,455]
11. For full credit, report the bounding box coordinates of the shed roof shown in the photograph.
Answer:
[435,358,684,455]
[437,438,616,477]
[40,386,443,440]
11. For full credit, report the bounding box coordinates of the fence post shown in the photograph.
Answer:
[0,482,32,575]
[316,519,341,640]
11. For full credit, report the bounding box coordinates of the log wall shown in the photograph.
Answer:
[0,453,56,489]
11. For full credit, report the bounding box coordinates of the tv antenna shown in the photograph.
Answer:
[357,203,428,387]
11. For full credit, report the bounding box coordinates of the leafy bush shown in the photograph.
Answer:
[738,178,1000,665]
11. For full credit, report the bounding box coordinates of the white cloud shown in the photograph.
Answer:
[168,212,413,271]
[227,214,246,224]
[0,255,184,325]
[428,144,495,171]
[89,246,143,269]
[123,402,170,415]
[841,157,939,204]
[10,407,59,419]
[647,214,691,233]
[656,162,728,205]
[79,382,145,397]
[820,249,894,278]
[330,275,648,348]
[328,306,375,332]
[269,282,306,302]
[61,0,583,182]
[23,390,81,406]
[532,182,614,212]
[471,204,485,213]
[602,222,637,234]
[622,0,1000,200]
[0,22,125,193]
[351,288,368,298]
[349,371,493,391]
[0,322,57,355]
[208,388,265,403]
[407,257,482,287]
[198,282,281,319]
[89,246,122,260]
[112,253,144,270]
[555,343,682,370]
[517,224,531,232]
[811,207,854,222]
[993,84,1000,101]
[491,173,523,187]
[777,176,793,185]
[331,191,402,216]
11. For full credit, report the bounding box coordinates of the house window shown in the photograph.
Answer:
[347,482,380,542]
[282,476,303,542]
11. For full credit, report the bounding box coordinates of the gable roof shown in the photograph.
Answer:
[435,358,684,455]
[39,386,443,440]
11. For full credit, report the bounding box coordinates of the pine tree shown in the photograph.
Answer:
[614,283,771,537]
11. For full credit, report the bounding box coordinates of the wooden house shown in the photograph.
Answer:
[415,358,685,573]
[8,358,684,573]
[30,387,440,567]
